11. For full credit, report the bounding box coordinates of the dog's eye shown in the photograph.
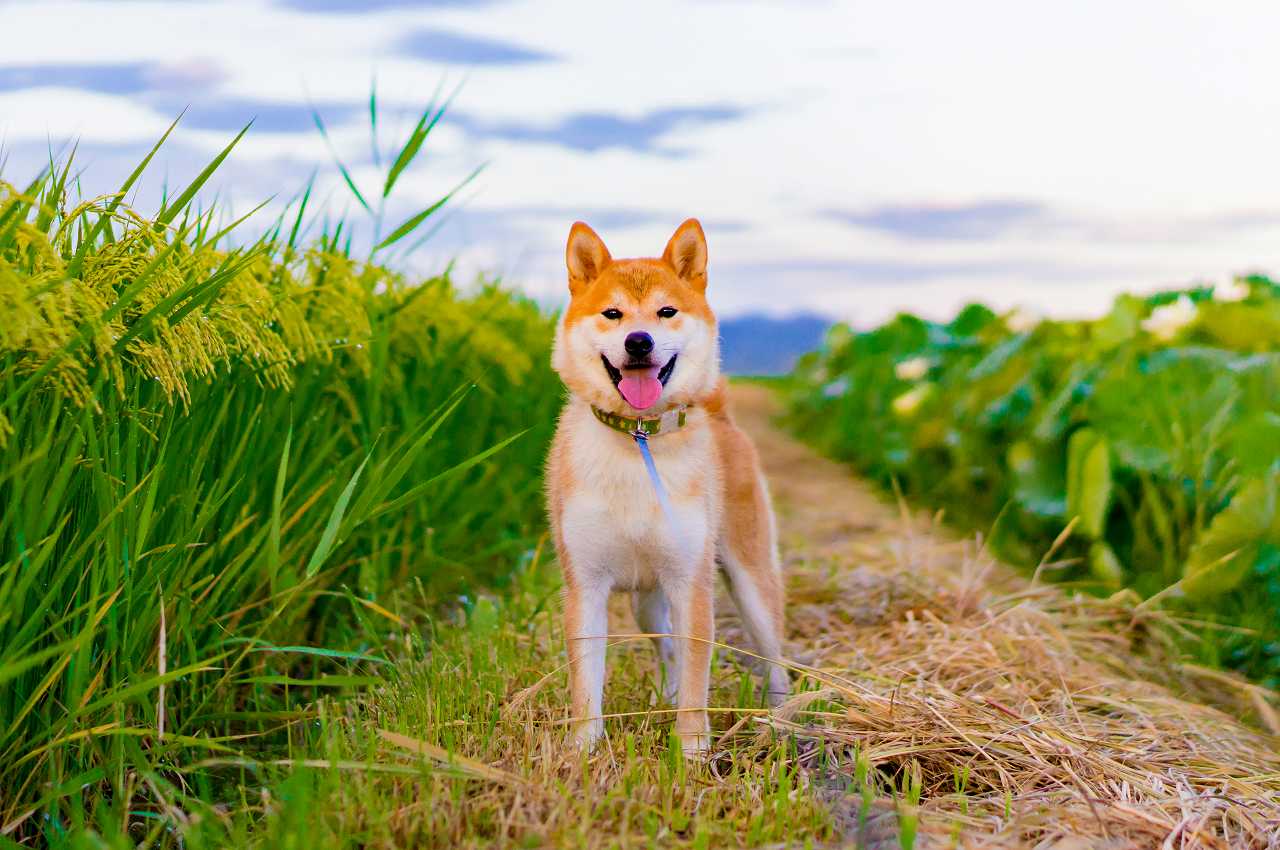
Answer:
[601,308,623,320]
[657,306,678,318]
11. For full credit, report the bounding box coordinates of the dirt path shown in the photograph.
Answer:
[720,384,1280,848]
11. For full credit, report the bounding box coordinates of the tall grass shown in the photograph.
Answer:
[0,112,558,841]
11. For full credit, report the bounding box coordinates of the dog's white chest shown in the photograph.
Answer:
[559,413,717,591]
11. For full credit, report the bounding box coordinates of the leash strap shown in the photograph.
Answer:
[632,430,679,531]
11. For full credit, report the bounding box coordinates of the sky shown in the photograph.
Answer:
[3,0,1280,326]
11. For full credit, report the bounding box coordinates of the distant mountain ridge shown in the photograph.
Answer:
[718,313,832,375]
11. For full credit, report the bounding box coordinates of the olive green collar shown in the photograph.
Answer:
[591,405,689,437]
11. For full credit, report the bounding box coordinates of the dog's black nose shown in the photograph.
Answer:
[624,331,654,358]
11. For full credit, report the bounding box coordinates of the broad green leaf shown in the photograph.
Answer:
[1031,363,1090,444]
[1066,428,1111,539]
[947,303,998,338]
[1092,295,1142,349]
[1088,541,1125,588]
[967,333,1028,381]
[1198,300,1280,352]
[1006,440,1066,520]
[1183,474,1280,599]
[1227,411,1280,476]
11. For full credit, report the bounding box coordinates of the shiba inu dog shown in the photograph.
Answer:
[546,218,788,756]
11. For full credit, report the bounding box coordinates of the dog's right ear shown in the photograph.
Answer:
[566,221,611,295]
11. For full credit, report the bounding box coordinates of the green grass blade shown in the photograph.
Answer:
[369,428,529,521]
[373,164,484,253]
[286,172,316,253]
[236,642,388,665]
[156,121,252,227]
[304,451,372,579]
[0,169,51,251]
[312,107,370,214]
[347,383,473,521]
[207,195,274,247]
[382,77,456,199]
[268,425,292,579]
[66,111,184,279]
[369,76,381,168]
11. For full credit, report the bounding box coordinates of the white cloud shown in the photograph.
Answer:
[4,0,1280,323]
[0,88,172,143]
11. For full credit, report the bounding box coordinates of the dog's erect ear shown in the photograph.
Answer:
[566,221,612,295]
[662,218,707,291]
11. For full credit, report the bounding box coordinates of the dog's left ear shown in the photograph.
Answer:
[662,218,707,291]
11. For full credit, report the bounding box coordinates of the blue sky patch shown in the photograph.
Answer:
[0,63,156,95]
[449,105,746,155]
[277,0,500,10]
[174,99,362,134]
[397,28,555,65]
[824,200,1045,240]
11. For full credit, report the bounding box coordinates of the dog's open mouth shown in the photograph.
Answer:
[601,354,677,411]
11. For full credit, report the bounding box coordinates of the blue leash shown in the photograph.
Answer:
[632,430,679,530]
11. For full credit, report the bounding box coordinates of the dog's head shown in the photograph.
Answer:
[552,219,720,415]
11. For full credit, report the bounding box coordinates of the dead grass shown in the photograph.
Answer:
[290,384,1280,849]
[724,383,1280,848]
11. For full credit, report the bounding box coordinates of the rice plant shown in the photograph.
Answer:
[0,106,559,842]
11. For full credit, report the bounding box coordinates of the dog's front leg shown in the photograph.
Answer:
[564,576,611,750]
[667,556,715,756]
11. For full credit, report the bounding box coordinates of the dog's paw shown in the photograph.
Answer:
[765,667,791,708]
[659,677,679,709]
[571,718,604,752]
[676,712,711,759]
[678,731,712,758]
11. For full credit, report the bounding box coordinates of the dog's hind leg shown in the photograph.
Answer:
[720,541,789,706]
[632,589,679,705]
[713,417,789,706]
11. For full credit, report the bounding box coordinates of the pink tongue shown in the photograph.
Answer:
[618,375,663,410]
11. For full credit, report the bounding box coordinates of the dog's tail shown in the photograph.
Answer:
[702,376,732,419]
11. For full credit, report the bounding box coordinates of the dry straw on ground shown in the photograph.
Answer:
[422,385,1279,848]
[722,384,1280,848]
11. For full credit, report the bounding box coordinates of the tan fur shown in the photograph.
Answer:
[546,219,787,756]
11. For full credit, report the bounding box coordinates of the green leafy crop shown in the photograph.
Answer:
[787,281,1280,684]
